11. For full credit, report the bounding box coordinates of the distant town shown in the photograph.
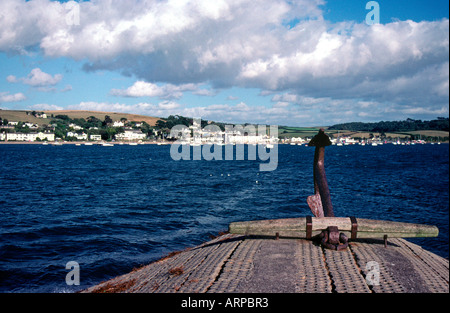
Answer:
[0,111,151,143]
[0,110,448,145]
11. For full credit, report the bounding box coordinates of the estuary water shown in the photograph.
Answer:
[0,143,448,292]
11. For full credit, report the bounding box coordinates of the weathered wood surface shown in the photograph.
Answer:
[83,234,448,293]
[228,217,439,239]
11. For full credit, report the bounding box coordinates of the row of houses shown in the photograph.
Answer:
[66,129,147,141]
[1,131,55,142]
[6,121,40,129]
[1,129,148,142]
[176,121,279,145]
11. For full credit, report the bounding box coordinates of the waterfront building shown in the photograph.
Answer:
[67,131,88,140]
[6,131,55,141]
[90,134,102,141]
[115,129,147,141]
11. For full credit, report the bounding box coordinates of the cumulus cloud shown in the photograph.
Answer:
[111,80,217,100]
[0,91,26,103]
[29,103,64,111]
[0,0,447,124]
[158,100,180,110]
[111,81,198,99]
[67,101,157,115]
[7,68,63,87]
[67,100,182,117]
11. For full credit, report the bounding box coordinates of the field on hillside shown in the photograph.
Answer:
[278,126,323,138]
[0,110,160,126]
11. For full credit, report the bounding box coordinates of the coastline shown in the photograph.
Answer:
[0,141,163,145]
[0,141,448,145]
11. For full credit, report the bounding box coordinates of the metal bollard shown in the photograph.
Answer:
[308,129,335,217]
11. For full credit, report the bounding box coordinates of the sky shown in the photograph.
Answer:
[0,0,448,127]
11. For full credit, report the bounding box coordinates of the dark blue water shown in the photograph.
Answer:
[0,143,448,292]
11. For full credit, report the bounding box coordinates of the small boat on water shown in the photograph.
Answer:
[102,143,114,146]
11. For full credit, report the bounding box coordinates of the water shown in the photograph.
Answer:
[0,143,448,292]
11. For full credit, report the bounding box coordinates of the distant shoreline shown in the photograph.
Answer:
[0,141,163,145]
[0,141,448,145]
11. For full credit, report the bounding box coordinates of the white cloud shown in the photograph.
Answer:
[67,100,183,117]
[61,85,73,92]
[158,100,180,110]
[8,68,62,87]
[111,81,168,98]
[192,88,217,97]
[111,81,216,99]
[111,81,198,99]
[68,101,158,115]
[273,102,290,108]
[0,0,447,124]
[6,75,17,83]
[29,103,64,111]
[0,92,26,103]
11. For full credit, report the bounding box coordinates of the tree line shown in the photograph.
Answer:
[328,117,449,133]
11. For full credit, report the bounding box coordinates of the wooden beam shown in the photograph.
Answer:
[229,217,439,239]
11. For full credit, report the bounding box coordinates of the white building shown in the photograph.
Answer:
[291,137,305,143]
[24,122,39,129]
[115,129,147,141]
[67,131,88,140]
[6,131,55,141]
[0,132,6,141]
[90,134,102,141]
[68,123,83,130]
[113,121,125,127]
[226,134,271,145]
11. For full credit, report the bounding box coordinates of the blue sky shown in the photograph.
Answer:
[0,0,448,126]
[324,0,448,24]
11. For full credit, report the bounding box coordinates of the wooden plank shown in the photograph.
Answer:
[228,217,439,239]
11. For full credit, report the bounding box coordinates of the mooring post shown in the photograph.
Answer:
[308,129,334,217]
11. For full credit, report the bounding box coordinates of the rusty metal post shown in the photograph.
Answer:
[308,129,335,217]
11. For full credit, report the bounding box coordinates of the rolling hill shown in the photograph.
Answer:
[0,110,160,126]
